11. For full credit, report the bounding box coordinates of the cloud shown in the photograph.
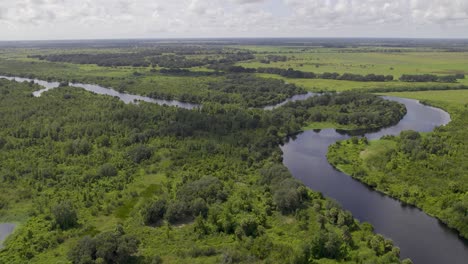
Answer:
[0,0,467,40]
[232,0,266,4]
[284,0,468,26]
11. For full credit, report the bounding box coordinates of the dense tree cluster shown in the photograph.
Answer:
[68,225,139,264]
[30,49,255,68]
[259,55,288,64]
[149,55,212,68]
[364,84,468,93]
[208,74,306,107]
[256,67,394,82]
[279,91,407,129]
[31,53,153,67]
[400,74,464,83]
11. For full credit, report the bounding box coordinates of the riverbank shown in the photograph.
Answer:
[282,96,468,264]
[327,91,468,239]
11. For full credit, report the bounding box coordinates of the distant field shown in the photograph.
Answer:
[238,48,468,91]
[256,73,464,92]
[2,47,468,94]
[239,49,468,76]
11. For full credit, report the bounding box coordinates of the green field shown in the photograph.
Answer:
[238,48,468,91]
[240,49,468,77]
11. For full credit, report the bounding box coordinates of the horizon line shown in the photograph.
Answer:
[1,36,468,43]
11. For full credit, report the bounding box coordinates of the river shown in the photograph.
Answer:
[0,76,200,109]
[281,96,468,264]
[0,224,15,248]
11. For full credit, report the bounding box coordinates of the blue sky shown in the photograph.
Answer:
[0,0,467,40]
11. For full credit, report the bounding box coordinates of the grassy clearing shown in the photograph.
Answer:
[302,121,358,130]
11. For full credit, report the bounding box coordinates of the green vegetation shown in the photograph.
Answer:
[328,90,468,239]
[1,41,468,263]
[0,78,407,263]
[239,48,468,92]
[302,122,357,131]
[280,92,406,130]
[0,58,300,108]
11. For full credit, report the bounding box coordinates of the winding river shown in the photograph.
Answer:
[281,97,468,264]
[1,76,468,263]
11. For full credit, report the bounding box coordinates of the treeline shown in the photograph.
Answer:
[258,67,394,82]
[31,53,153,67]
[363,85,468,93]
[210,65,395,82]
[400,74,465,83]
[30,50,255,68]
[259,55,288,64]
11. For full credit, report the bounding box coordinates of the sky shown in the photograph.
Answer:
[1,0,468,40]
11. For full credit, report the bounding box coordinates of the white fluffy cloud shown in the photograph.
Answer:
[0,0,467,40]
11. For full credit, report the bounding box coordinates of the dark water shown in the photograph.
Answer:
[281,97,468,264]
[0,224,15,248]
[0,76,200,109]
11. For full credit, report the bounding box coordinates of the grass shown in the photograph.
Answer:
[380,90,468,111]
[360,140,396,161]
[302,121,358,130]
[240,50,468,78]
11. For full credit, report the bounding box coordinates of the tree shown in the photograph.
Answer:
[143,199,167,225]
[99,163,118,177]
[310,230,343,259]
[68,236,96,264]
[165,200,190,224]
[127,145,152,163]
[52,201,78,230]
